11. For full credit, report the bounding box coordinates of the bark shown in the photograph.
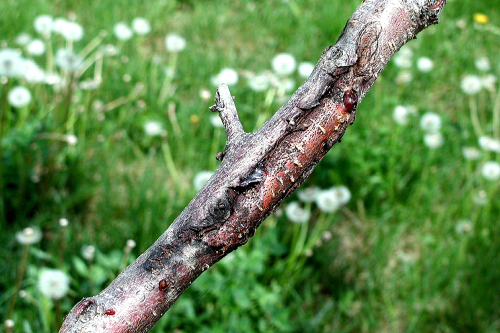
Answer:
[60,0,446,332]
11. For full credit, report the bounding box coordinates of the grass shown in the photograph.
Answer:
[1,0,500,332]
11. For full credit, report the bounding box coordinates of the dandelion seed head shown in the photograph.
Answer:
[274,77,295,92]
[114,22,133,41]
[393,105,412,125]
[461,75,482,95]
[65,134,78,145]
[481,161,500,181]
[59,218,69,227]
[8,86,32,108]
[315,190,341,213]
[27,39,46,56]
[0,48,24,77]
[16,226,42,245]
[395,70,413,84]
[393,48,412,68]
[420,112,442,133]
[423,132,444,149]
[60,21,84,41]
[55,49,83,71]
[126,239,136,249]
[210,114,224,128]
[247,73,271,92]
[211,68,238,86]
[132,18,151,35]
[165,33,186,52]
[481,74,497,92]
[193,171,214,191]
[297,187,320,203]
[34,15,53,36]
[285,201,310,223]
[473,190,488,205]
[143,120,163,136]
[271,53,297,76]
[38,269,70,300]
[416,57,434,72]
[462,147,481,160]
[199,88,211,101]
[16,33,32,46]
[298,61,314,78]
[4,319,14,328]
[478,136,500,152]
[81,245,95,260]
[475,57,491,71]
[455,220,473,235]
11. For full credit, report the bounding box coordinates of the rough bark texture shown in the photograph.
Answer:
[60,0,446,332]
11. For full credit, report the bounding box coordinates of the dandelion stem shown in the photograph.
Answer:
[158,53,178,106]
[492,83,500,139]
[161,140,183,194]
[5,244,30,320]
[0,80,11,223]
[469,95,483,138]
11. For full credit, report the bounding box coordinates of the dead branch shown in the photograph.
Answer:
[59,0,446,332]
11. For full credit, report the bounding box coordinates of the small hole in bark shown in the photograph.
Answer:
[159,279,168,290]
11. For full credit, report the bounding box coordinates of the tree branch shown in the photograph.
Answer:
[59,0,446,332]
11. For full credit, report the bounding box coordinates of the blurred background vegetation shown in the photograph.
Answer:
[1,0,499,332]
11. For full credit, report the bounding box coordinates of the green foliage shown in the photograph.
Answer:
[1,0,500,332]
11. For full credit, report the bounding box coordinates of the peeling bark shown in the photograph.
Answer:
[60,0,446,332]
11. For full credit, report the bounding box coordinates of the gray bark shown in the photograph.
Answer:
[59,0,446,332]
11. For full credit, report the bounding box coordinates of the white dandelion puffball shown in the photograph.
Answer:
[8,86,32,108]
[209,114,224,128]
[53,18,70,35]
[193,171,214,191]
[475,57,491,71]
[16,33,32,46]
[297,187,320,203]
[38,269,70,300]
[393,47,413,68]
[27,39,46,56]
[59,218,69,227]
[55,49,83,71]
[478,136,500,153]
[461,75,482,95]
[481,161,500,181]
[247,73,271,92]
[165,33,186,52]
[298,61,315,78]
[81,245,96,261]
[0,48,24,77]
[455,220,473,235]
[315,190,341,213]
[211,68,238,87]
[420,112,442,133]
[462,147,481,160]
[114,22,133,40]
[285,201,311,224]
[132,18,151,35]
[16,226,42,245]
[143,120,163,136]
[416,57,434,72]
[395,70,413,84]
[481,74,497,92]
[272,53,297,76]
[34,15,53,36]
[393,105,411,125]
[22,60,45,83]
[423,132,444,149]
[60,21,84,41]
[65,134,78,145]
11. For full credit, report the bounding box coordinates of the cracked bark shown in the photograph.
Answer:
[60,0,446,332]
